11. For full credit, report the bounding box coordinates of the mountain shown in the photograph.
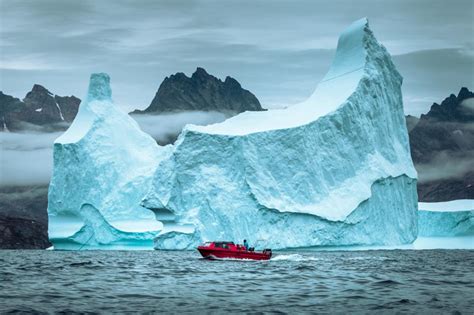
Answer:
[0,186,51,249]
[133,67,264,114]
[0,85,80,132]
[1,69,262,134]
[408,87,474,201]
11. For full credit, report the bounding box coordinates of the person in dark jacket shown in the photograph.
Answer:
[243,239,249,250]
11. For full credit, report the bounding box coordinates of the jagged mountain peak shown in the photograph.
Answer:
[1,85,80,131]
[30,84,52,95]
[191,67,210,78]
[135,67,264,114]
[421,87,473,123]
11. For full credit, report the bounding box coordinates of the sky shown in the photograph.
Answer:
[0,0,473,116]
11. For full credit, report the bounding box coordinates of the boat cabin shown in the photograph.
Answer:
[202,241,253,251]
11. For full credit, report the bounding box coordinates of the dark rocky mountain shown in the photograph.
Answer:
[0,186,51,249]
[133,67,264,114]
[0,85,80,132]
[408,87,474,201]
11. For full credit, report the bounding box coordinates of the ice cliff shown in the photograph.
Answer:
[48,18,418,250]
[418,200,474,237]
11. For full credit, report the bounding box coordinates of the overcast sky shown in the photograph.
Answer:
[0,0,473,115]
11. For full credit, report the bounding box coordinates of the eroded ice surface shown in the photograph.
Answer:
[418,200,474,237]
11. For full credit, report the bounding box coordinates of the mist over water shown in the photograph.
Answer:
[1,250,473,313]
[0,132,60,186]
[0,111,232,186]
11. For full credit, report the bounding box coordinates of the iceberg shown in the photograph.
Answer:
[142,18,418,249]
[48,73,168,249]
[418,200,474,237]
[48,18,418,250]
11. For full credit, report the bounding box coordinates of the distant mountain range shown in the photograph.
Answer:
[0,85,80,132]
[1,68,263,133]
[407,87,474,201]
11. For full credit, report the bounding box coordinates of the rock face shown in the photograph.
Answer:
[48,19,418,250]
[408,87,474,201]
[0,85,80,132]
[134,67,264,114]
[0,186,51,249]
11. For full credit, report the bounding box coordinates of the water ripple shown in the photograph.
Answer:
[0,249,473,313]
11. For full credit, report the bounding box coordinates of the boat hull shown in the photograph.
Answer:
[198,247,272,260]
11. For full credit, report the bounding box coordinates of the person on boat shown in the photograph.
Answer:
[243,239,249,250]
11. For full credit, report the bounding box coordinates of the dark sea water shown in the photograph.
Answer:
[1,250,473,314]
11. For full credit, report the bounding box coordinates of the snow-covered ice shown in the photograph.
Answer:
[48,18,421,250]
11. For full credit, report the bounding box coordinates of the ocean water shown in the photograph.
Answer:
[1,250,473,314]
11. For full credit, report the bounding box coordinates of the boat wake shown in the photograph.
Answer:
[270,254,320,262]
[200,253,321,262]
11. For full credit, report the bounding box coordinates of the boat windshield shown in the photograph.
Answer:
[203,242,212,246]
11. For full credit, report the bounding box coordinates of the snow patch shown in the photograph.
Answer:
[2,116,9,132]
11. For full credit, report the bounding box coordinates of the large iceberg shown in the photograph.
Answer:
[144,18,418,249]
[48,18,418,250]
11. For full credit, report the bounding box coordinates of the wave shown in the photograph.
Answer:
[270,254,320,262]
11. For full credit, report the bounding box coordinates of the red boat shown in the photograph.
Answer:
[197,241,272,260]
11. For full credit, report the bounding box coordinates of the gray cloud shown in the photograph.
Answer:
[417,150,474,183]
[460,98,474,112]
[0,132,61,186]
[131,111,231,145]
[394,48,474,116]
[0,0,473,115]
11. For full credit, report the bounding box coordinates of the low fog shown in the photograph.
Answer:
[460,98,474,113]
[416,150,474,183]
[0,111,233,186]
[0,131,60,186]
[130,111,232,145]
